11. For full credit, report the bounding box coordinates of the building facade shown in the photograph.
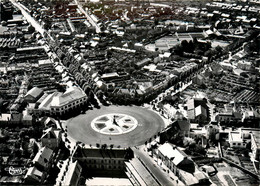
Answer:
[72,147,134,171]
[251,132,260,161]
[28,86,88,116]
[41,127,61,150]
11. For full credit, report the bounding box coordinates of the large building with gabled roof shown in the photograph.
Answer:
[32,147,53,170]
[24,87,44,103]
[186,98,209,124]
[157,142,195,174]
[157,143,208,185]
[27,86,88,116]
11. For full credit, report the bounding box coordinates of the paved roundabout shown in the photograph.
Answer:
[66,105,165,148]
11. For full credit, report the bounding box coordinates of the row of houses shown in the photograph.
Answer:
[157,142,209,185]
[218,127,260,162]
[24,117,61,183]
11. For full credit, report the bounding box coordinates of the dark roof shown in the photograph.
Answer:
[73,148,130,160]
[233,112,242,119]
[176,120,190,131]
[120,89,130,95]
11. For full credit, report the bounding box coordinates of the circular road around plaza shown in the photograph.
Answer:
[66,105,165,148]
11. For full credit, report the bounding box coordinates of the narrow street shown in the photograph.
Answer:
[74,0,101,33]
[11,0,45,36]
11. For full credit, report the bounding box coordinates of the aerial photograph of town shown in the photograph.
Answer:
[0,0,259,185]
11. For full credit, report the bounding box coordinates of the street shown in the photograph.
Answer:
[74,0,101,33]
[11,0,45,36]
[132,146,184,186]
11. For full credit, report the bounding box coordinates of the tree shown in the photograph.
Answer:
[19,130,26,139]
[186,143,206,156]
[204,50,212,57]
[208,126,219,144]
[28,25,35,33]
[88,90,95,100]
[169,132,184,147]
[181,40,189,49]
[174,44,183,56]
[28,127,35,138]
[183,137,195,147]
[11,149,22,159]
[102,144,107,149]
[83,85,91,95]
[188,40,195,53]
[215,46,223,55]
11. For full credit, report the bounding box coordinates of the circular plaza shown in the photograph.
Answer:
[66,105,165,148]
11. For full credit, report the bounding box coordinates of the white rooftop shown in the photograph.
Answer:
[38,59,52,66]
[51,87,86,107]
[158,143,187,166]
[229,132,243,142]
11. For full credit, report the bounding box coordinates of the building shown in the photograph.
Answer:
[159,119,190,144]
[193,75,204,85]
[157,143,195,175]
[38,59,52,67]
[135,58,151,68]
[41,127,61,150]
[33,147,53,170]
[157,143,208,185]
[186,98,209,124]
[228,131,247,148]
[237,60,253,71]
[250,131,260,162]
[49,86,88,116]
[62,160,82,186]
[0,113,22,125]
[215,112,242,123]
[163,104,184,120]
[28,86,88,116]
[24,87,44,103]
[0,2,13,22]
[242,110,260,125]
[41,117,59,128]
[72,146,134,172]
[101,72,120,82]
[173,120,191,137]
[22,114,34,126]
[194,105,208,122]
[24,166,44,183]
